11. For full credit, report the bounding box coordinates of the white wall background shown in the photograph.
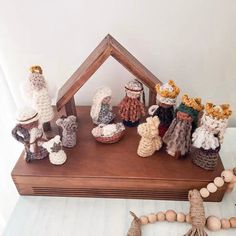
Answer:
[0,0,236,125]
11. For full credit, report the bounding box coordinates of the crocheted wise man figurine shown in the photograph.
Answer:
[56,115,78,148]
[118,80,145,127]
[90,87,115,125]
[22,66,54,131]
[163,94,204,159]
[191,103,232,170]
[148,80,180,137]
[12,107,48,162]
[137,116,162,157]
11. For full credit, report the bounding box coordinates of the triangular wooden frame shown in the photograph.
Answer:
[56,34,161,117]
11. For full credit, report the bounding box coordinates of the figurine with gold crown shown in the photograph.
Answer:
[148,80,180,137]
[191,103,232,170]
[163,94,204,159]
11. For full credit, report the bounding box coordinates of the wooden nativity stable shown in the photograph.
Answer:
[12,34,226,201]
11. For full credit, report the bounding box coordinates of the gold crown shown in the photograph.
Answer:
[30,65,42,74]
[155,80,180,99]
[182,94,204,111]
[205,103,232,120]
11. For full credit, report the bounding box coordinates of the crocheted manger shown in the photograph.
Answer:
[11,106,227,202]
[56,34,161,118]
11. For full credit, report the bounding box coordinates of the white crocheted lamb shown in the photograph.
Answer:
[42,135,67,165]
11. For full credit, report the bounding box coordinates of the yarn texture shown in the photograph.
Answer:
[137,116,162,157]
[42,135,67,165]
[56,115,78,148]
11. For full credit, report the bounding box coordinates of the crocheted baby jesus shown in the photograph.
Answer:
[137,116,162,157]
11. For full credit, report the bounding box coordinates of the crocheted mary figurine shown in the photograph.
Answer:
[149,80,180,137]
[22,66,54,130]
[118,80,145,127]
[12,107,48,162]
[90,87,115,125]
[191,103,232,170]
[163,94,204,159]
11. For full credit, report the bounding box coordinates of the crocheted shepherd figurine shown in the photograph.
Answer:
[22,66,54,131]
[56,115,78,148]
[12,107,48,162]
[163,94,204,159]
[137,116,162,157]
[118,80,145,127]
[148,80,180,137]
[42,135,67,165]
[90,87,115,125]
[191,103,232,170]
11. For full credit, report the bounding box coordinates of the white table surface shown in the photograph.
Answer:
[3,129,236,236]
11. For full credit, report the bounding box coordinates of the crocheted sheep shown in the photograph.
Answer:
[137,116,162,157]
[56,115,78,148]
[42,135,67,165]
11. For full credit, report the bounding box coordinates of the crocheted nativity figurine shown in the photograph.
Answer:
[191,103,232,170]
[12,107,48,162]
[137,116,162,157]
[90,87,115,125]
[163,94,204,159]
[118,80,145,127]
[56,115,78,148]
[21,66,54,131]
[148,80,180,137]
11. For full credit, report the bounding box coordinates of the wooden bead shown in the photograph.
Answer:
[165,210,177,222]
[177,212,186,223]
[147,214,157,223]
[221,170,234,183]
[200,188,210,198]
[186,214,191,223]
[207,183,217,193]
[206,216,221,231]
[156,212,165,221]
[230,217,236,228]
[221,218,231,229]
[214,177,224,187]
[140,216,149,225]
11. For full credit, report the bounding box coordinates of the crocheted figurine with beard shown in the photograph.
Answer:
[118,80,145,127]
[149,80,180,137]
[191,103,232,170]
[90,87,115,125]
[163,94,204,159]
[21,66,54,131]
[12,107,48,162]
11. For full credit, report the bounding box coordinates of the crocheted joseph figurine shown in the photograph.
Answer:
[163,94,204,159]
[149,80,180,137]
[90,87,115,125]
[191,103,232,170]
[22,66,54,131]
[137,116,162,157]
[118,80,145,127]
[12,107,48,162]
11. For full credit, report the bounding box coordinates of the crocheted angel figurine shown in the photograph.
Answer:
[21,66,54,130]
[191,103,232,170]
[148,80,180,137]
[42,135,67,165]
[137,116,162,157]
[118,80,145,127]
[12,107,48,162]
[163,94,204,159]
[56,115,78,148]
[90,87,115,125]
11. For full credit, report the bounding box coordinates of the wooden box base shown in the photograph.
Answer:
[12,107,226,202]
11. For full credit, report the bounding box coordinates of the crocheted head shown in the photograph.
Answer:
[56,115,78,133]
[16,107,39,128]
[155,80,180,106]
[138,116,160,139]
[29,65,46,91]
[90,87,112,124]
[176,94,204,126]
[125,79,144,99]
